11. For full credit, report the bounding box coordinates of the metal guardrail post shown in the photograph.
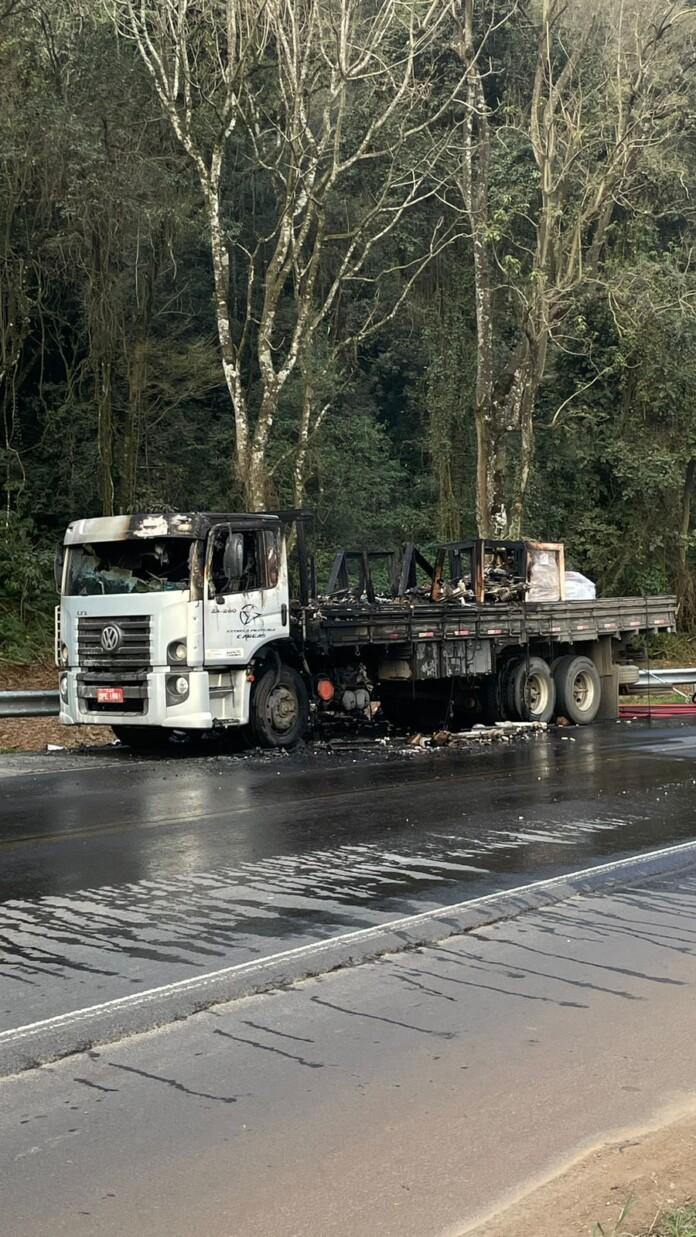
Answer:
[0,690,60,718]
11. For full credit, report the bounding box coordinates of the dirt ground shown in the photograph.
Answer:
[462,1103,696,1237]
[0,661,114,751]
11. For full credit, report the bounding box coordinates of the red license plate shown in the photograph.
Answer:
[97,687,124,704]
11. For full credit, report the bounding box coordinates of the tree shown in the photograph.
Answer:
[111,0,470,509]
[456,0,696,537]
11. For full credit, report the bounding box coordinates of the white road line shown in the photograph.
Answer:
[3,837,696,1048]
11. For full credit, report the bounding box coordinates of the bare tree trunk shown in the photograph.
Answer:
[507,326,548,536]
[293,377,313,510]
[247,406,272,510]
[203,172,252,503]
[459,0,497,537]
[96,358,114,516]
[120,335,146,512]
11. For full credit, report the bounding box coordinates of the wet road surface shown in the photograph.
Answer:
[4,868,696,1237]
[2,719,696,1034]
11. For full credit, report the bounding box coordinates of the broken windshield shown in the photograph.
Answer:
[66,539,193,596]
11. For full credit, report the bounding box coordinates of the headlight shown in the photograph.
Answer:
[59,674,68,699]
[166,673,189,704]
[167,640,187,664]
[60,643,69,666]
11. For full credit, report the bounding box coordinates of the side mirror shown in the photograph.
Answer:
[222,532,244,585]
[53,545,64,593]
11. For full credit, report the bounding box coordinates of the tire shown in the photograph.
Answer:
[553,655,601,724]
[508,657,556,723]
[500,661,519,720]
[250,665,309,748]
[112,725,167,749]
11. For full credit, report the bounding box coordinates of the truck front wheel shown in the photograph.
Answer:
[250,665,309,748]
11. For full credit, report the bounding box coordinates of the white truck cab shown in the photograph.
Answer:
[56,512,302,746]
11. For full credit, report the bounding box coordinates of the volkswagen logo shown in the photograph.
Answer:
[100,624,122,652]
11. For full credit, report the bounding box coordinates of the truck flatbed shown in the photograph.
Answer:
[302,595,676,650]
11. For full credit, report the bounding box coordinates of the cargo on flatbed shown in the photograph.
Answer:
[54,511,676,748]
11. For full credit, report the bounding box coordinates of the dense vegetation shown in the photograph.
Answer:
[2,0,696,658]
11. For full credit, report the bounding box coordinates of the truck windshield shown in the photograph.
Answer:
[66,539,193,595]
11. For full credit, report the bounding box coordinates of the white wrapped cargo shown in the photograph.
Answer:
[564,570,596,600]
[527,547,562,602]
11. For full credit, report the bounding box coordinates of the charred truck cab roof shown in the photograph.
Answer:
[63,511,283,546]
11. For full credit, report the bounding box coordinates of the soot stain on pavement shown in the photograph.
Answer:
[309,994,458,1038]
[73,1076,119,1094]
[107,1061,238,1104]
[425,946,644,1001]
[212,1027,325,1070]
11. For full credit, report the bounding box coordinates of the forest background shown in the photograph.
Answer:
[3,0,696,660]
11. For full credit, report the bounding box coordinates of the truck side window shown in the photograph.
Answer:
[209,529,260,596]
[264,531,280,588]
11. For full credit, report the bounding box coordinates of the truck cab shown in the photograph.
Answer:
[57,512,300,745]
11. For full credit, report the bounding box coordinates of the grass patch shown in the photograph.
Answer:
[622,692,692,705]
[652,1207,696,1236]
[649,632,696,664]
[593,1202,696,1235]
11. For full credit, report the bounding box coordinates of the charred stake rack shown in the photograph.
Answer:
[287,525,675,730]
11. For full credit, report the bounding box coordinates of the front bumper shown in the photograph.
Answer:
[59,668,249,730]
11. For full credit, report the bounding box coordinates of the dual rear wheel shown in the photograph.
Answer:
[502,654,601,725]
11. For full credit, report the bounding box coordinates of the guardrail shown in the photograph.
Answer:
[635,668,696,698]
[0,690,60,718]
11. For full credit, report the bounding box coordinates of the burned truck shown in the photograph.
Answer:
[55,511,675,747]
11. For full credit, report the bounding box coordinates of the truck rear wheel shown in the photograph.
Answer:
[553,655,601,724]
[508,657,556,723]
[112,725,167,749]
[250,665,309,748]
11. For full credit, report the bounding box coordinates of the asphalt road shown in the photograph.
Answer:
[3,719,696,1036]
[5,867,696,1237]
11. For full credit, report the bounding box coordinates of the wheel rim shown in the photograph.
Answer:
[265,684,299,734]
[572,669,596,713]
[524,671,550,717]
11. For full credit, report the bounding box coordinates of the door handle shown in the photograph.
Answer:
[281,603,288,624]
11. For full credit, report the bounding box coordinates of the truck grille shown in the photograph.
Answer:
[77,615,152,669]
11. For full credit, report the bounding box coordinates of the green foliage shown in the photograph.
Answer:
[0,518,55,662]
[595,1204,696,1237]
[653,1205,696,1236]
[1,0,696,635]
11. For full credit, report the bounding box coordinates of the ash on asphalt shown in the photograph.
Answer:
[2,717,696,1039]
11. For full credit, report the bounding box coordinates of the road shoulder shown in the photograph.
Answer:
[461,1104,696,1237]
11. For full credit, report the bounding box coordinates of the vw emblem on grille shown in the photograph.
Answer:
[100,624,122,652]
